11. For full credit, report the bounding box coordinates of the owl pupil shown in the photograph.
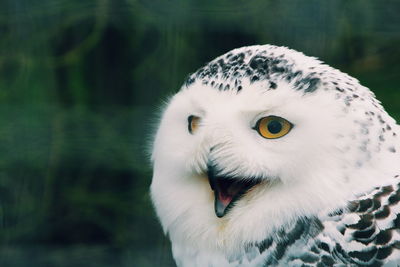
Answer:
[267,120,282,134]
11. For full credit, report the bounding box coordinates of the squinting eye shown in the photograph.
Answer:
[255,116,293,139]
[188,115,201,134]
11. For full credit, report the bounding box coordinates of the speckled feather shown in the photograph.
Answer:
[246,175,400,266]
[150,45,400,267]
[179,176,400,266]
[182,45,398,162]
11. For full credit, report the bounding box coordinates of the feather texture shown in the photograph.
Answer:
[150,45,400,266]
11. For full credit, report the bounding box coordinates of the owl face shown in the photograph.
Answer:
[154,82,344,214]
[150,45,399,253]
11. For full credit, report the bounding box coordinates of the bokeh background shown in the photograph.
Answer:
[0,0,399,266]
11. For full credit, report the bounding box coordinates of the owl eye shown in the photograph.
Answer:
[188,115,201,134]
[255,116,293,139]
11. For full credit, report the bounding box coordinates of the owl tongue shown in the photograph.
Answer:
[214,179,241,215]
[210,177,257,218]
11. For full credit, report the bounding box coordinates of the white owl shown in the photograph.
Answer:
[150,45,400,266]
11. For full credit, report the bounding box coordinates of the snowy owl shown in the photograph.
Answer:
[150,44,400,266]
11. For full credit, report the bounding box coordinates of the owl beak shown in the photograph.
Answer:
[208,167,260,218]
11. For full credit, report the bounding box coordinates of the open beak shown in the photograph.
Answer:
[208,167,261,217]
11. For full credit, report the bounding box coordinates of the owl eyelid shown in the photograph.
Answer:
[252,115,283,129]
[251,111,277,127]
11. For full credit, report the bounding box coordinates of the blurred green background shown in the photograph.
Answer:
[0,0,399,266]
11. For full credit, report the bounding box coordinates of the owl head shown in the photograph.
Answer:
[150,45,399,255]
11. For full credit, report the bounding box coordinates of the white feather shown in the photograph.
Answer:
[150,44,400,266]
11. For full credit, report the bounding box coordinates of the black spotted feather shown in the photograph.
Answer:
[248,175,400,266]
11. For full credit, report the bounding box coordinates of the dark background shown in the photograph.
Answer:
[0,0,399,266]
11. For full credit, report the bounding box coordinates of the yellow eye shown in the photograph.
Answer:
[188,115,201,134]
[255,116,293,139]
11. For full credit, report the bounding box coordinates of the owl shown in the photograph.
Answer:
[150,45,400,266]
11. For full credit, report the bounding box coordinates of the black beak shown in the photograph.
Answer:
[207,165,261,218]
